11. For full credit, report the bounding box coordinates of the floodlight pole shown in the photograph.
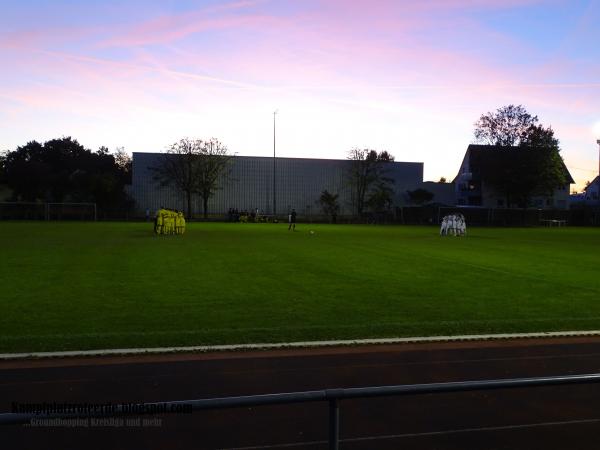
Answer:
[597,139,600,177]
[273,110,278,216]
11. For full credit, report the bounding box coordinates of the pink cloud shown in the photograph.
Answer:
[0,26,97,50]
[1,0,595,180]
[100,0,274,48]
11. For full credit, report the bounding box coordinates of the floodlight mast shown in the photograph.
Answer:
[273,110,278,216]
[597,139,600,177]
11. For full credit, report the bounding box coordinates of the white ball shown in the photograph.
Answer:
[310,230,315,235]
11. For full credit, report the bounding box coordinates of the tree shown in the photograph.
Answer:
[439,177,447,183]
[196,138,233,219]
[151,138,233,219]
[318,190,340,223]
[406,188,434,205]
[0,150,8,184]
[474,105,569,207]
[474,105,538,146]
[3,137,131,210]
[367,182,394,212]
[347,148,395,217]
[521,125,568,199]
[114,147,132,184]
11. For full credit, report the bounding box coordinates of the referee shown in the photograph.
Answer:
[288,209,297,231]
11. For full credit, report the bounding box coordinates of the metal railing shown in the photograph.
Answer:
[2,373,600,449]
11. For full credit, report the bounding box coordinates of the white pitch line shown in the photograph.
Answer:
[2,330,600,360]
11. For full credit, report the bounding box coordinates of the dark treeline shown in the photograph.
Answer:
[0,137,133,212]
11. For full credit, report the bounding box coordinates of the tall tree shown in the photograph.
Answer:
[406,188,434,205]
[367,182,395,212]
[318,190,340,223]
[151,138,233,219]
[0,150,8,184]
[474,105,538,146]
[474,105,569,207]
[3,137,131,210]
[347,149,394,217]
[196,138,233,219]
[113,147,132,184]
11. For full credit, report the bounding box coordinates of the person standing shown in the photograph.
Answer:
[288,209,297,231]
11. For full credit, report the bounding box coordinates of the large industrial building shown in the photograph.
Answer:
[131,152,424,217]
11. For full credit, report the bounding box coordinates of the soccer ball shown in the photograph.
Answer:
[310,230,315,235]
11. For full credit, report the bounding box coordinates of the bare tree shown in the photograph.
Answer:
[347,148,394,217]
[197,138,234,219]
[151,138,233,219]
[318,190,340,223]
[113,147,131,184]
[474,104,538,146]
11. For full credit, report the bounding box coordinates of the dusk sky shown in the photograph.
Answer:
[1,0,599,189]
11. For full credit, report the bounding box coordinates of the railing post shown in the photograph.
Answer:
[329,398,339,450]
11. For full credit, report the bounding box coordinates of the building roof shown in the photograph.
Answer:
[457,144,575,184]
[585,175,600,190]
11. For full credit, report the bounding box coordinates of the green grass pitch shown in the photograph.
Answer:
[1,222,599,353]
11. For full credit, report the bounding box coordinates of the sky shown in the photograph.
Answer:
[1,0,599,190]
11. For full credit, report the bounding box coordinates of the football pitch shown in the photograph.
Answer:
[1,221,599,353]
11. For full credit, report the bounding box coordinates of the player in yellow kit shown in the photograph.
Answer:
[153,208,185,235]
[154,209,164,234]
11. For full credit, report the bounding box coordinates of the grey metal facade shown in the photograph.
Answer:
[131,152,423,217]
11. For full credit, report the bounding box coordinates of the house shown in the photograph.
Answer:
[580,176,600,205]
[454,144,574,209]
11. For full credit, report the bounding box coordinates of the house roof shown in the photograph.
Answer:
[585,175,600,190]
[461,144,575,184]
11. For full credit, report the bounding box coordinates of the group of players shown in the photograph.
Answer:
[153,208,466,237]
[154,208,186,235]
[440,213,466,236]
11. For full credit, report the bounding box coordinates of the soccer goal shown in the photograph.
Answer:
[0,202,97,221]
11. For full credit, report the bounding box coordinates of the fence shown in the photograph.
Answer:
[397,206,594,226]
[0,202,97,221]
[2,373,600,449]
[2,202,600,226]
